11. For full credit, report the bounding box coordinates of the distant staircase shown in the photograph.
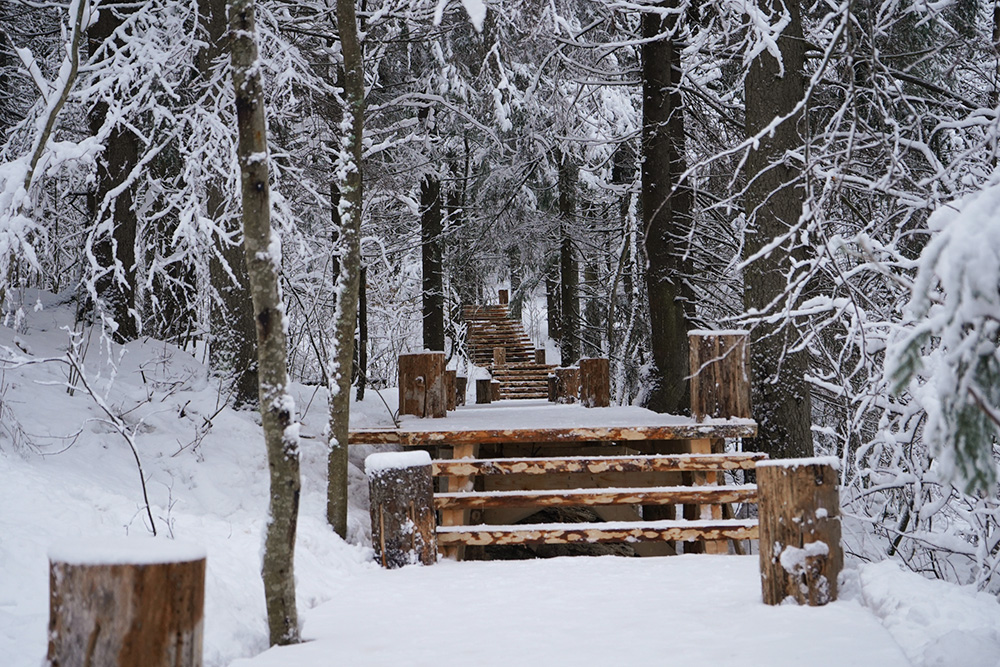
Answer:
[463,303,554,400]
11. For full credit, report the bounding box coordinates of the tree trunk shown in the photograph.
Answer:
[327,0,365,539]
[229,0,300,645]
[88,5,139,343]
[421,174,445,351]
[558,153,579,366]
[546,261,561,341]
[640,4,693,415]
[743,0,814,459]
[200,0,258,408]
[356,264,368,401]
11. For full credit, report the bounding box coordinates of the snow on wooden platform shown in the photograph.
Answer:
[232,555,909,667]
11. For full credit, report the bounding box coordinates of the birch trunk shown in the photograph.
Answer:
[327,0,365,538]
[229,0,300,645]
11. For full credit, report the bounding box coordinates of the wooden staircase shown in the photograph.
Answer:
[463,304,554,399]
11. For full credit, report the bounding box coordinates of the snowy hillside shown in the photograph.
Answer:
[1,291,999,666]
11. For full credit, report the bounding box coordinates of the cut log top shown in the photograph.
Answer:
[365,450,432,475]
[48,538,206,565]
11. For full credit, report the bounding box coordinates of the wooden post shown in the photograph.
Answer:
[547,374,558,402]
[444,370,457,411]
[493,346,506,368]
[579,358,610,408]
[367,451,437,568]
[491,380,502,402]
[398,352,447,418]
[534,348,546,365]
[689,331,751,420]
[48,539,206,667]
[553,367,580,404]
[758,458,842,606]
[475,378,492,404]
[498,289,509,305]
[456,376,467,406]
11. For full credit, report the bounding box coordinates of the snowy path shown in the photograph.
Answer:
[232,555,909,667]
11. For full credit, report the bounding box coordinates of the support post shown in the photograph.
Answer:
[367,451,437,568]
[547,374,558,402]
[757,458,842,606]
[491,380,502,402]
[476,378,492,404]
[398,352,447,418]
[498,289,509,305]
[688,331,751,420]
[579,357,610,408]
[553,367,580,404]
[47,539,206,667]
[534,348,546,365]
[445,370,457,411]
[456,376,467,406]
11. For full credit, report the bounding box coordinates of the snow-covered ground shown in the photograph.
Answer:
[1,290,999,666]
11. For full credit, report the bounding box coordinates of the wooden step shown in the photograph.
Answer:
[436,519,759,546]
[434,484,756,510]
[498,393,549,400]
[433,453,767,477]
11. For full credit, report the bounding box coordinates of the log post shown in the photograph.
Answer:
[579,358,610,408]
[547,374,558,402]
[534,348,546,365]
[48,539,206,667]
[491,380,502,402]
[493,346,506,368]
[498,289,509,305]
[757,458,842,606]
[456,376,467,406]
[553,367,580,404]
[476,378,492,404]
[444,370,457,411]
[398,352,447,418]
[366,451,437,568]
[688,331,751,420]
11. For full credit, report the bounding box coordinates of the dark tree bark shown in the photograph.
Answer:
[546,261,561,340]
[200,0,258,407]
[88,3,139,343]
[640,4,693,415]
[743,0,814,458]
[229,0,300,645]
[327,0,365,539]
[356,264,367,401]
[558,152,579,366]
[421,174,445,351]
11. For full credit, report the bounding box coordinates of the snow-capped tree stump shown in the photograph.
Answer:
[476,378,492,404]
[456,376,467,406]
[367,452,437,568]
[688,331,751,420]
[398,352,447,418]
[47,539,206,667]
[445,370,457,411]
[579,358,610,408]
[498,289,509,305]
[553,367,580,403]
[757,458,842,606]
[493,346,506,368]
[534,348,546,365]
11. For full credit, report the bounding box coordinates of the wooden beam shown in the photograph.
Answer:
[432,452,767,477]
[350,422,757,446]
[437,520,758,546]
[434,484,756,509]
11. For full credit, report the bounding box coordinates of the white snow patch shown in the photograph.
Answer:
[48,538,206,566]
[365,450,431,475]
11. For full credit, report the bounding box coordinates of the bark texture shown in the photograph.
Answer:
[558,153,579,366]
[229,0,300,645]
[421,174,445,351]
[326,0,365,538]
[689,332,752,420]
[398,351,447,418]
[743,0,815,458]
[640,4,693,415]
[579,357,610,408]
[368,462,437,568]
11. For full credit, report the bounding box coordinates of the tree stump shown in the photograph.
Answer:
[444,370,457,411]
[48,539,206,667]
[757,458,842,606]
[456,376,467,406]
[367,452,437,568]
[398,352,447,418]
[476,378,492,404]
[491,380,502,401]
[579,358,610,408]
[534,348,546,365]
[553,367,580,404]
[688,331,751,420]
[493,346,506,368]
[498,289,509,305]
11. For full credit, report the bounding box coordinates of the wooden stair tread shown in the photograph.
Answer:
[432,453,767,476]
[434,484,757,509]
[436,519,759,545]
